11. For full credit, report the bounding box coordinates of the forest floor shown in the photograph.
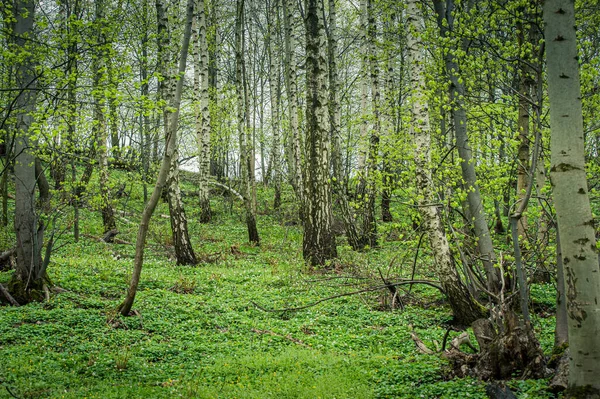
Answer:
[0,175,558,398]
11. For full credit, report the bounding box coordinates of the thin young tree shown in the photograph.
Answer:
[282,0,303,208]
[267,0,282,210]
[93,0,117,233]
[235,0,260,245]
[119,0,195,315]
[157,0,197,264]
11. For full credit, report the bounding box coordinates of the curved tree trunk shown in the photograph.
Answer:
[119,0,195,315]
[406,0,485,325]
[157,0,197,264]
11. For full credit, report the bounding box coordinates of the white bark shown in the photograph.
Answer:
[302,0,336,265]
[120,0,195,315]
[193,0,212,222]
[267,0,281,209]
[406,0,483,325]
[282,0,303,205]
[544,0,600,392]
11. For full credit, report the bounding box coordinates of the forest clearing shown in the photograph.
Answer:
[1,0,600,397]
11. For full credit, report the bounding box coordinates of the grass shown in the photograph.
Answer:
[0,177,558,398]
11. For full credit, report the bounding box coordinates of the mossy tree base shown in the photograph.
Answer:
[7,274,48,304]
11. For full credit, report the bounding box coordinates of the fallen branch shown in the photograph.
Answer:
[82,233,133,246]
[409,324,435,354]
[209,180,245,201]
[0,283,20,306]
[0,248,15,262]
[251,279,443,312]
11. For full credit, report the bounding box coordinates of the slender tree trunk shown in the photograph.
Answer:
[193,0,212,223]
[107,56,120,160]
[267,0,282,210]
[139,0,150,204]
[119,0,194,315]
[93,0,117,233]
[380,16,395,224]
[356,0,369,175]
[406,0,484,325]
[302,0,336,266]
[328,0,361,250]
[236,0,259,245]
[157,0,197,265]
[360,0,379,248]
[433,0,500,293]
[282,0,303,207]
[544,0,600,393]
[516,17,531,239]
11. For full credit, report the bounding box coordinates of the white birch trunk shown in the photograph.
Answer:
[544,0,600,392]
[406,0,484,325]
[193,0,212,223]
[282,0,303,206]
[302,0,336,266]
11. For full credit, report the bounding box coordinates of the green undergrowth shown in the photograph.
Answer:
[0,177,558,398]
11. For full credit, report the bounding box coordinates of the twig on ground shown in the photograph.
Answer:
[251,280,443,313]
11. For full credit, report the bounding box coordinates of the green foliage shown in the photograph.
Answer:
[0,182,559,397]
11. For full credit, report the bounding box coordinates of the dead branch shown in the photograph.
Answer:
[409,324,435,354]
[0,248,15,262]
[0,283,20,306]
[82,233,133,246]
[251,279,443,312]
[102,229,119,243]
[209,180,245,201]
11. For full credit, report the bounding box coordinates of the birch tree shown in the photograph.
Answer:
[236,0,260,245]
[545,0,600,393]
[119,0,195,315]
[406,0,485,325]
[282,0,303,207]
[302,0,336,266]
[93,0,117,234]
[157,0,197,264]
[193,0,212,223]
[267,0,282,210]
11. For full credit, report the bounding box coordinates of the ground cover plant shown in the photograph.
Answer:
[0,181,558,398]
[3,0,599,396]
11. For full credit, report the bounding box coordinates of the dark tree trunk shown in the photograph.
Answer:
[302,0,337,266]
